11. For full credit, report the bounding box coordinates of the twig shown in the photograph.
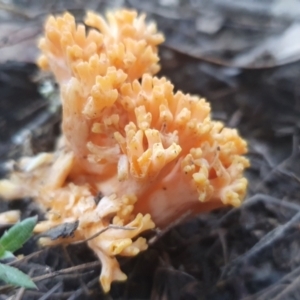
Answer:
[242,264,300,300]
[37,282,62,300]
[12,285,25,300]
[149,210,192,245]
[66,277,99,300]
[7,250,46,266]
[221,208,300,279]
[31,261,100,283]
[217,193,300,227]
[0,261,100,293]
[71,225,136,245]
[0,3,31,20]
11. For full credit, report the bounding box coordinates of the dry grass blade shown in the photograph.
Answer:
[243,265,300,300]
[66,277,99,300]
[222,209,300,279]
[37,282,62,300]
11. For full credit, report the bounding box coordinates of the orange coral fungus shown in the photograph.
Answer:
[0,9,249,292]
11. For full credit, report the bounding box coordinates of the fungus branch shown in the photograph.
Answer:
[0,9,249,292]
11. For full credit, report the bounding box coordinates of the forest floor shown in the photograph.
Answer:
[1,1,300,299]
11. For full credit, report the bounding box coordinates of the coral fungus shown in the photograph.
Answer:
[0,9,249,292]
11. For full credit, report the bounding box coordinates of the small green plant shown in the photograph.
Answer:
[0,216,37,289]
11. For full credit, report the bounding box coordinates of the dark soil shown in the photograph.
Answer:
[1,1,300,299]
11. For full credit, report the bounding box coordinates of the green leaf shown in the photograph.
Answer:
[0,216,37,254]
[0,251,15,260]
[0,263,37,289]
[0,243,5,258]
